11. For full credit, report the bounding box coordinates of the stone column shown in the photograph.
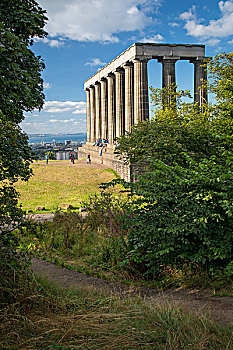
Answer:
[133,58,149,124]
[115,68,125,138]
[100,78,108,140]
[89,86,96,143]
[159,57,178,105]
[124,63,134,132]
[85,88,91,142]
[191,58,208,106]
[107,74,115,144]
[94,82,101,140]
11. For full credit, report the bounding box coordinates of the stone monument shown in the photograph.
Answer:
[78,43,207,180]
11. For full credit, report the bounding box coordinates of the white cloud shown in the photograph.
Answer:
[179,6,196,21]
[85,58,106,67]
[32,114,39,117]
[35,37,64,47]
[49,118,76,123]
[49,119,59,123]
[44,82,52,89]
[38,0,161,43]
[141,34,164,43]
[180,1,233,39]
[169,22,179,27]
[219,0,233,13]
[127,6,139,15]
[43,101,86,114]
[206,38,221,46]
[228,38,233,43]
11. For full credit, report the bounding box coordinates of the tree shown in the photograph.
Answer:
[0,0,47,241]
[113,53,233,277]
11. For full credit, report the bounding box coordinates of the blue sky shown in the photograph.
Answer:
[21,0,233,134]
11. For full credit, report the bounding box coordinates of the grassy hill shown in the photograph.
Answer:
[15,161,116,211]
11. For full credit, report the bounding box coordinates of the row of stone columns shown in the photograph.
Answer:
[86,57,207,144]
[85,58,149,144]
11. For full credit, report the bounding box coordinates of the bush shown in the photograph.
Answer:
[118,152,233,278]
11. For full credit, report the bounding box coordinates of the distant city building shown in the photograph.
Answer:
[41,139,44,146]
[55,151,78,160]
[65,140,71,145]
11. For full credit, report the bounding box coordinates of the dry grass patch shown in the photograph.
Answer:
[1,276,232,350]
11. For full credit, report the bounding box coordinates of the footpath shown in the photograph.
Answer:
[32,257,233,328]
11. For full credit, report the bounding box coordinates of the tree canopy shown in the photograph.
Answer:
[0,0,47,237]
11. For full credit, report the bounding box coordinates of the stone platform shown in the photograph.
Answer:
[78,143,130,181]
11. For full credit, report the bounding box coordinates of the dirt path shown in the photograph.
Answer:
[31,258,233,328]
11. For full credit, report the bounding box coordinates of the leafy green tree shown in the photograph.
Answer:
[113,53,233,277]
[0,0,47,241]
[206,53,233,141]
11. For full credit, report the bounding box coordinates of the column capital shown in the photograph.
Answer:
[158,56,180,63]
[84,87,90,92]
[190,57,207,66]
[189,57,209,65]
[123,62,133,69]
[94,81,100,86]
[114,68,125,76]
[107,73,115,79]
[132,57,150,64]
[100,77,107,83]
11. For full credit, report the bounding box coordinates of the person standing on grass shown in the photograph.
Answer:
[87,154,91,164]
[45,154,49,165]
[70,153,75,164]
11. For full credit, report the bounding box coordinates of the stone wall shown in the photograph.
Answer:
[78,144,131,182]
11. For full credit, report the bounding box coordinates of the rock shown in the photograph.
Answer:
[59,204,73,210]
[79,207,91,212]
[35,206,45,211]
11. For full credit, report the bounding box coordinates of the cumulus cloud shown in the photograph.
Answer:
[35,37,64,47]
[141,34,164,43]
[179,6,196,21]
[180,1,233,39]
[38,0,161,43]
[43,101,86,114]
[85,58,106,67]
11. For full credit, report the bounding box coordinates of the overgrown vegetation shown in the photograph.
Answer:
[0,0,47,312]
[105,53,233,280]
[1,269,232,350]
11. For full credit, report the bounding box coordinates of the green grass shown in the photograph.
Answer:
[15,162,116,211]
[1,272,232,350]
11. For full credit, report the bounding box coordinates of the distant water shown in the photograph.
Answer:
[28,133,87,144]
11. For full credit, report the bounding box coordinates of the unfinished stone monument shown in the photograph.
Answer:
[78,43,207,180]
